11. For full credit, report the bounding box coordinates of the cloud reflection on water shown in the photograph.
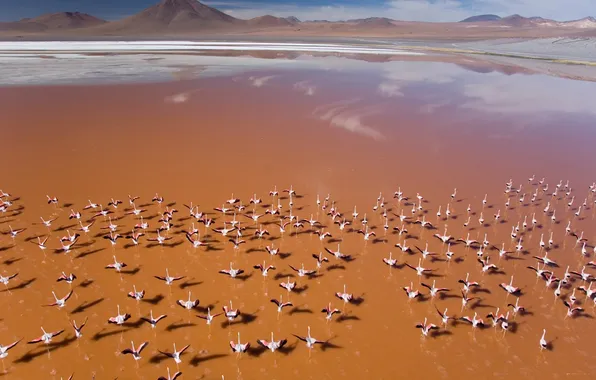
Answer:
[312,98,386,141]
[375,61,596,117]
[293,80,317,96]
[2,51,595,120]
[248,75,278,87]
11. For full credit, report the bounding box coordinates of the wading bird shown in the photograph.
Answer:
[197,307,222,325]
[271,295,293,313]
[230,332,250,353]
[0,339,21,359]
[293,326,323,348]
[257,332,287,353]
[28,327,64,345]
[415,318,439,337]
[71,317,88,338]
[158,343,190,365]
[108,305,131,325]
[45,290,74,308]
[141,310,167,329]
[121,341,148,361]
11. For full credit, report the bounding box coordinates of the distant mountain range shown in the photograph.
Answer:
[0,0,595,37]
[0,11,106,32]
[460,13,596,28]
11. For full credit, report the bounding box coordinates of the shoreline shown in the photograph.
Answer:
[1,39,595,64]
[2,40,596,86]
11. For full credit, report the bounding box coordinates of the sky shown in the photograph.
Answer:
[1,0,595,22]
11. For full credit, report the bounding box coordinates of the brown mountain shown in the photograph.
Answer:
[349,17,396,27]
[0,11,105,32]
[0,0,594,39]
[500,14,552,27]
[247,15,294,27]
[95,0,243,33]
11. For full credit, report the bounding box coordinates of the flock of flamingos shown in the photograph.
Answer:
[0,177,595,379]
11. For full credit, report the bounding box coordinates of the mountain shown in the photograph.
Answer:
[562,16,596,28]
[0,0,595,38]
[96,0,242,32]
[500,14,550,27]
[348,17,396,28]
[247,15,294,27]
[26,12,106,29]
[0,11,105,32]
[460,14,502,22]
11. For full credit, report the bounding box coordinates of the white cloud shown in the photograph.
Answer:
[248,75,277,87]
[312,99,386,141]
[203,0,596,22]
[378,82,403,97]
[294,80,317,95]
[164,88,202,104]
[460,73,596,115]
[377,59,596,117]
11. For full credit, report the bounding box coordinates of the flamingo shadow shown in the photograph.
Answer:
[166,322,196,332]
[336,314,360,323]
[350,296,365,306]
[2,278,36,292]
[76,248,105,259]
[78,279,94,288]
[289,306,313,315]
[71,297,104,314]
[179,280,202,289]
[121,267,141,276]
[321,338,342,351]
[142,294,165,305]
[2,257,22,266]
[274,272,295,280]
[430,329,453,338]
[278,342,298,355]
[189,353,228,367]
[294,285,309,294]
[92,328,131,341]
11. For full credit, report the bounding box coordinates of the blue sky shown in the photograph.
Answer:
[1,0,594,22]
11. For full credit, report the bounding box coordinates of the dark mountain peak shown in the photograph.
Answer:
[460,14,501,22]
[100,0,241,31]
[135,0,238,23]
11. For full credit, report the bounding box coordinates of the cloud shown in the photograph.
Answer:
[294,80,317,95]
[312,99,386,141]
[248,75,277,87]
[377,59,596,117]
[164,88,202,104]
[460,73,596,116]
[165,92,190,103]
[203,0,596,22]
[378,82,403,97]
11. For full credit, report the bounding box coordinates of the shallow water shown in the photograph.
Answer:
[0,56,595,380]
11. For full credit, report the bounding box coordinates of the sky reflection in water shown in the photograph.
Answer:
[3,52,596,137]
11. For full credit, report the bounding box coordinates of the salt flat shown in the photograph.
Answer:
[0,40,424,55]
[452,37,596,62]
